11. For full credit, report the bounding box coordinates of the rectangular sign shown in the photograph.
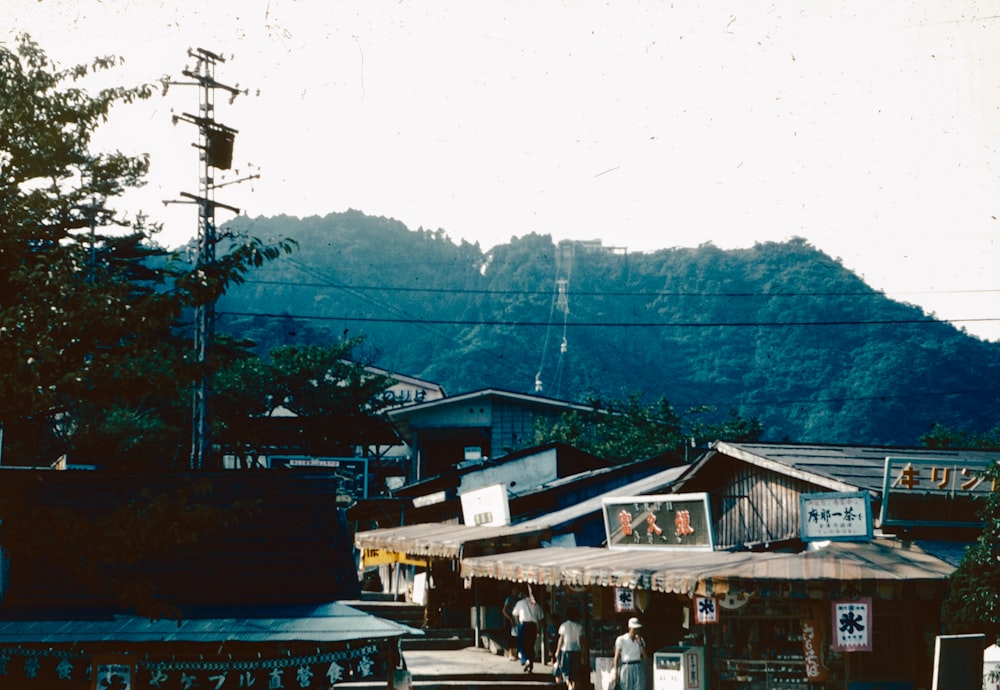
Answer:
[614,587,635,612]
[602,494,714,550]
[800,491,873,541]
[361,548,427,568]
[694,596,718,624]
[460,483,510,527]
[881,457,993,528]
[269,456,370,499]
[832,598,872,652]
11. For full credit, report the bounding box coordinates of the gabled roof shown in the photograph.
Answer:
[384,388,597,422]
[517,464,690,532]
[355,461,688,555]
[392,441,605,498]
[676,441,1000,495]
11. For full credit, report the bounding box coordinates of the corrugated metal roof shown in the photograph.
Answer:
[354,522,551,559]
[357,465,689,555]
[518,465,689,531]
[459,539,954,596]
[681,442,1000,494]
[0,603,416,644]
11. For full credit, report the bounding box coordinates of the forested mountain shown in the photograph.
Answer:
[215,210,1000,446]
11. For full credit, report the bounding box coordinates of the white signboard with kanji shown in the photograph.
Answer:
[832,598,872,652]
[800,491,873,542]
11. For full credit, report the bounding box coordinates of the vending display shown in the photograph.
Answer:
[653,646,705,690]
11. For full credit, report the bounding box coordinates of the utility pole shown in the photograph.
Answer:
[164,48,254,470]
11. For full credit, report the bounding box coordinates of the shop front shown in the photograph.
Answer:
[460,537,954,690]
[0,603,414,689]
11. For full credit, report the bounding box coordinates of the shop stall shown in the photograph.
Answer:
[460,519,955,689]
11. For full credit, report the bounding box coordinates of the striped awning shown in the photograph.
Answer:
[355,522,551,560]
[459,539,955,597]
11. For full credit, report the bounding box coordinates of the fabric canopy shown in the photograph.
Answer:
[355,522,551,560]
[459,539,955,597]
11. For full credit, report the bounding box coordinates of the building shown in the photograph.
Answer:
[0,469,413,689]
[384,388,602,482]
[456,442,995,690]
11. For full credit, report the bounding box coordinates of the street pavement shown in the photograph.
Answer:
[404,645,553,678]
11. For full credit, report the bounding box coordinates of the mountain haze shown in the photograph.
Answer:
[216,210,1000,446]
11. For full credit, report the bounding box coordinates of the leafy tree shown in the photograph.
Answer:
[941,461,1000,642]
[0,35,299,618]
[921,423,1000,451]
[213,339,395,461]
[0,35,292,468]
[535,391,763,463]
[928,422,1000,641]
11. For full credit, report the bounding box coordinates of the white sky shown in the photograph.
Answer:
[8,0,1000,341]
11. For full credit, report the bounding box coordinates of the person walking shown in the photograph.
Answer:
[553,606,585,690]
[511,589,543,673]
[502,585,522,661]
[612,617,647,690]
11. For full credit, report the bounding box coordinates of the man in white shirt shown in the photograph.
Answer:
[613,617,647,690]
[511,591,543,673]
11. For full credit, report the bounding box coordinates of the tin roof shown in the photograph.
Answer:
[357,464,689,555]
[517,464,689,530]
[680,442,1000,494]
[0,603,416,644]
[459,539,955,596]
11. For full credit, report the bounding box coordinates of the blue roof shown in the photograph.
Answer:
[0,603,418,644]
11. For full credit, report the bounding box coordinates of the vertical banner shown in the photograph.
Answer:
[693,596,718,624]
[832,598,872,652]
[801,614,830,681]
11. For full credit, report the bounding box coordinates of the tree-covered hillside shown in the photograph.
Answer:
[216,210,1000,445]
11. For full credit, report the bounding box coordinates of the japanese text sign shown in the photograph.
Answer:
[881,457,994,528]
[832,598,872,652]
[800,491,873,542]
[615,587,635,612]
[602,493,714,551]
[693,596,718,624]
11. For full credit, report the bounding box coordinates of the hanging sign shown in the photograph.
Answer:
[693,596,718,624]
[361,548,428,568]
[614,587,636,612]
[832,598,873,652]
[801,617,830,681]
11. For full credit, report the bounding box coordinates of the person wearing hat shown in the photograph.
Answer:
[612,617,647,690]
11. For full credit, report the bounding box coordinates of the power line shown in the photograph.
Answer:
[678,386,1000,410]
[237,278,1000,299]
[217,310,999,328]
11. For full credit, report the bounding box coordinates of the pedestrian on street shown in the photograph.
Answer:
[511,589,543,673]
[502,585,523,661]
[553,606,585,690]
[612,617,647,690]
